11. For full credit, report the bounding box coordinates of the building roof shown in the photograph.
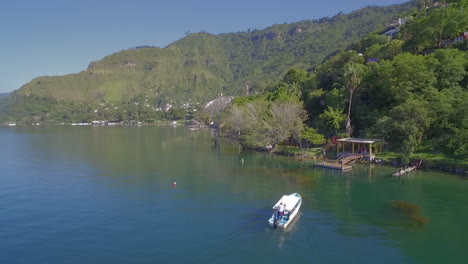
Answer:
[367,57,380,64]
[336,138,381,144]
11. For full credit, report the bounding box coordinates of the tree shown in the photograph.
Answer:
[224,99,306,150]
[301,127,326,149]
[267,82,302,102]
[165,107,185,120]
[377,98,431,156]
[225,105,245,140]
[389,53,437,103]
[387,39,404,59]
[319,106,347,133]
[240,102,271,148]
[446,117,468,157]
[204,96,233,136]
[282,69,309,85]
[265,101,306,149]
[343,62,364,136]
[431,49,468,90]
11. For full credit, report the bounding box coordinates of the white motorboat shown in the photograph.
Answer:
[268,192,302,228]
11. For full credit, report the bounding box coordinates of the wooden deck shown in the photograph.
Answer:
[315,161,353,171]
[314,153,363,171]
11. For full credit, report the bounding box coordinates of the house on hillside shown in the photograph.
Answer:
[384,29,399,37]
[381,17,408,38]
[366,57,380,64]
[443,31,468,46]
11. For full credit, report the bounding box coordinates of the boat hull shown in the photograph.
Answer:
[268,193,302,228]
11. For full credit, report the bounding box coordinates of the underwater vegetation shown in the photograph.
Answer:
[390,200,429,227]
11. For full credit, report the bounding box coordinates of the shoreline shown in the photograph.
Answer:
[272,148,468,178]
[3,123,467,177]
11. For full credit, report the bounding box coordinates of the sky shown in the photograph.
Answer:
[0,0,408,93]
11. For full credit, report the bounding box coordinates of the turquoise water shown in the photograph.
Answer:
[1,126,467,263]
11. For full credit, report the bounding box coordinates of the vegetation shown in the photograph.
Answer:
[2,94,187,124]
[1,0,467,167]
[224,99,306,151]
[0,2,412,124]
[219,0,468,163]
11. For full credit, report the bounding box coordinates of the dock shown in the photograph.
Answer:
[315,161,353,171]
[315,154,363,171]
[314,137,383,171]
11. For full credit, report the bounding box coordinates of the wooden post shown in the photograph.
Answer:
[369,144,373,161]
[352,142,355,153]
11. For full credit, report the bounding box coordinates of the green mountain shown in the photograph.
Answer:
[4,2,413,123]
[272,0,468,159]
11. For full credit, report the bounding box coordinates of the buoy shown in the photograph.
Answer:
[173,181,177,188]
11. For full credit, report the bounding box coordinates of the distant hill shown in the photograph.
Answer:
[6,2,413,122]
[0,93,11,122]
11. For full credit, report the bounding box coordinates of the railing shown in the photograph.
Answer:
[336,153,364,165]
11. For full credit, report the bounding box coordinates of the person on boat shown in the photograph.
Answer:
[278,202,284,219]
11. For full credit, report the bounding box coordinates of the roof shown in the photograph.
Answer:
[336,138,381,144]
[367,57,380,63]
[272,193,301,211]
[384,29,398,36]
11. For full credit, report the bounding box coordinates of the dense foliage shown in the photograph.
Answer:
[256,0,468,159]
[218,0,468,160]
[221,82,307,150]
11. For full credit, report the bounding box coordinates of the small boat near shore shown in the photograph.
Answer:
[392,160,422,176]
[392,166,417,176]
[268,192,302,228]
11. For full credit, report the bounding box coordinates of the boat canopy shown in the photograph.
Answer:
[272,194,301,211]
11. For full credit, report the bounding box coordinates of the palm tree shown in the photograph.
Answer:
[344,62,363,137]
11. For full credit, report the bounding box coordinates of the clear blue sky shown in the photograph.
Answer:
[0,0,408,93]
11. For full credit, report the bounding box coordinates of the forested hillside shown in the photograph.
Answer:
[221,0,468,160]
[1,2,413,123]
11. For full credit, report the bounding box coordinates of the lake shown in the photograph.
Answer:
[1,126,467,263]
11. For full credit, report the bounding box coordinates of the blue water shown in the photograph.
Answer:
[1,126,467,263]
